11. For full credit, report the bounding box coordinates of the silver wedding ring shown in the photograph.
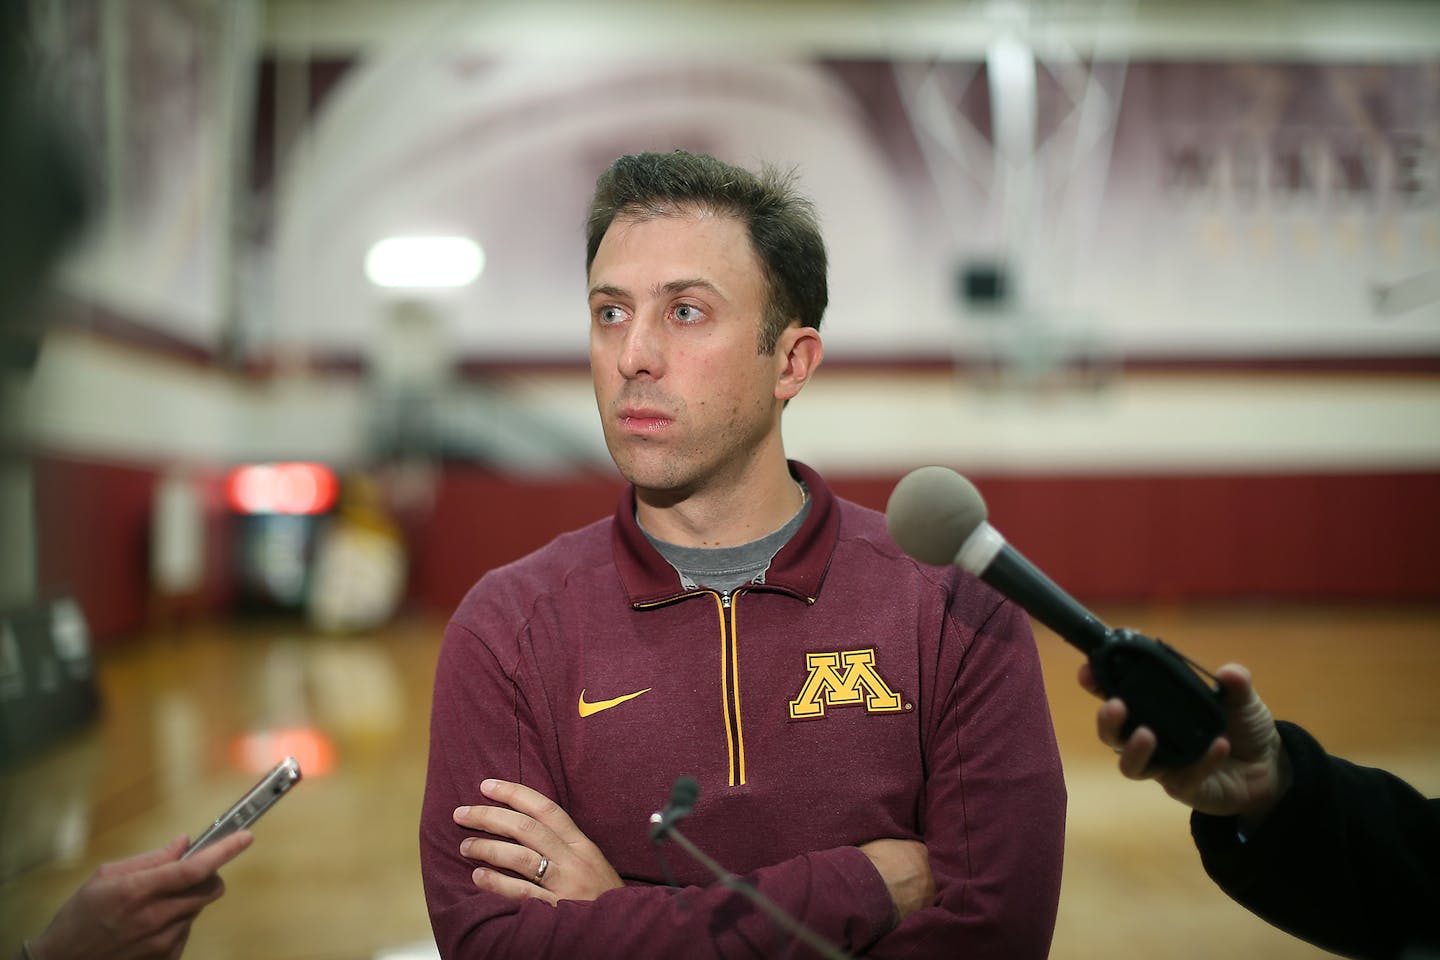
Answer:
[532,856,551,885]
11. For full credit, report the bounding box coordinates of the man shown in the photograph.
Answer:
[1083,661,1440,959]
[420,150,1066,958]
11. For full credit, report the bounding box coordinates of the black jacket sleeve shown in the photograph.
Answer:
[1190,721,1440,960]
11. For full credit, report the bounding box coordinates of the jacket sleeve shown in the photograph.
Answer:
[420,617,897,960]
[869,597,1068,959]
[1191,721,1440,960]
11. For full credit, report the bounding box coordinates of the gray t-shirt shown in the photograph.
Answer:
[642,484,812,594]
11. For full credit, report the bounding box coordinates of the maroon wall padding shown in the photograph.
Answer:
[409,468,629,615]
[25,455,1440,646]
[33,456,155,645]
[31,455,235,646]
[415,468,1440,616]
[829,472,1440,603]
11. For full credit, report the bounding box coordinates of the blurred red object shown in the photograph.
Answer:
[230,726,336,777]
[226,462,339,515]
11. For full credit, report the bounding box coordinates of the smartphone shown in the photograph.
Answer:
[181,756,302,859]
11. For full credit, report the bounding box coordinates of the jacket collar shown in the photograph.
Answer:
[611,460,838,607]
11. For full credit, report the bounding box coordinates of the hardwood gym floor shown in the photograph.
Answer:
[3,603,1437,959]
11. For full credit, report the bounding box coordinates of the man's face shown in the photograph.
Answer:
[587,211,787,496]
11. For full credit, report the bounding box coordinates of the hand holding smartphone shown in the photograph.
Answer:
[182,757,302,859]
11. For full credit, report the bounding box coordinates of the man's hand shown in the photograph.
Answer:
[27,830,252,960]
[857,838,935,925]
[453,779,623,906]
[1080,660,1292,826]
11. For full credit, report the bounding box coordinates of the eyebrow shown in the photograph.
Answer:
[659,278,723,299]
[587,283,627,301]
[587,278,726,301]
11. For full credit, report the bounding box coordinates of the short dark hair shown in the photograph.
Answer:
[585,150,827,354]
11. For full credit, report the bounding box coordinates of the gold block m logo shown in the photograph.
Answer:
[788,649,905,720]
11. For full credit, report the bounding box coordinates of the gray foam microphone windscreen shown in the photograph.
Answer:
[885,466,989,566]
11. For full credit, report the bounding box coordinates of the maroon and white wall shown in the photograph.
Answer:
[17,343,1440,646]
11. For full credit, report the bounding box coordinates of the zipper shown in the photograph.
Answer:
[717,590,746,786]
[636,588,748,786]
[632,589,711,611]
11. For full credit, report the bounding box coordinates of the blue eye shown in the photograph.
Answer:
[674,304,701,323]
[597,306,626,325]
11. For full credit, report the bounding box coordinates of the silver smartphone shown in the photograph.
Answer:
[181,756,302,859]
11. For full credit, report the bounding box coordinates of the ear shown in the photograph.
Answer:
[774,325,823,403]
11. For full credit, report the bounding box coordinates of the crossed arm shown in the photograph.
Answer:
[424,773,906,960]
[454,778,934,918]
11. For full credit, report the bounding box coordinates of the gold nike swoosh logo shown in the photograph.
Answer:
[578,687,652,718]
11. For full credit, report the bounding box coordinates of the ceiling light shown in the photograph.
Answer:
[365,236,484,289]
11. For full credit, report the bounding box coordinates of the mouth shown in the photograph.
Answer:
[617,408,674,433]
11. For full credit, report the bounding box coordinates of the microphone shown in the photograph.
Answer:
[648,778,854,960]
[648,775,699,843]
[886,466,1225,769]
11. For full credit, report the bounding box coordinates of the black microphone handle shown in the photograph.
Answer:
[979,545,1111,655]
[980,544,1226,767]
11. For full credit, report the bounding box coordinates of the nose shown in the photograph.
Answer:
[617,312,663,380]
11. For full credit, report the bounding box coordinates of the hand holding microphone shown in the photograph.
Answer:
[1083,659,1293,824]
[885,466,1226,769]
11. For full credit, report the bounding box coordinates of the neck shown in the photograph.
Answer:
[636,458,804,548]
